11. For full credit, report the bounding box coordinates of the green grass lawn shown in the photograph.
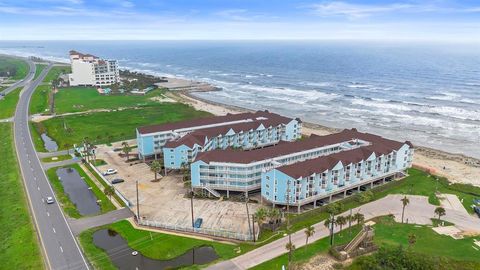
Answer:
[30,122,47,152]
[0,56,29,80]
[251,226,362,270]
[30,84,52,115]
[373,215,480,263]
[0,123,43,269]
[41,154,73,163]
[79,220,253,270]
[0,87,21,119]
[46,164,116,218]
[43,65,71,83]
[34,103,211,150]
[54,87,169,114]
[33,64,47,80]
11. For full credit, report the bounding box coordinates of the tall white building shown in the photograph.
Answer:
[68,50,119,86]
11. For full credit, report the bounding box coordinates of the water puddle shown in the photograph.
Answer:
[56,167,100,215]
[41,133,58,152]
[93,229,219,270]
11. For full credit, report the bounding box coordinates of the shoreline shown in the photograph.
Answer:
[168,90,480,187]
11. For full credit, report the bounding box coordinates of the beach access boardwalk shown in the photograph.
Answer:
[207,194,480,270]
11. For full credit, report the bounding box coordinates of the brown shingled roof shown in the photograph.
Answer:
[69,50,98,59]
[137,110,295,135]
[195,128,412,165]
[164,116,292,148]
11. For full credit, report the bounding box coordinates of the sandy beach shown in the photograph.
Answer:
[166,90,480,187]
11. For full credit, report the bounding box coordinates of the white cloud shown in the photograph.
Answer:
[310,1,415,18]
[215,9,251,21]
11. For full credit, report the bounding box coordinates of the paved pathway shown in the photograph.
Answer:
[207,194,480,270]
[42,158,79,170]
[37,149,73,158]
[0,117,13,122]
[69,208,134,235]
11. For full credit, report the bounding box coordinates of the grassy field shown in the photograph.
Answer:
[30,84,52,115]
[79,220,253,270]
[0,56,29,80]
[30,122,47,152]
[373,215,480,262]
[42,65,71,83]
[33,64,47,80]
[34,103,211,150]
[252,226,362,270]
[41,154,73,163]
[0,123,43,269]
[0,87,21,119]
[46,164,116,218]
[54,87,169,114]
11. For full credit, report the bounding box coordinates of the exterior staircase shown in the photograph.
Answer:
[204,185,221,198]
[344,226,373,254]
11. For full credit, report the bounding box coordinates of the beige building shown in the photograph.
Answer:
[68,50,119,86]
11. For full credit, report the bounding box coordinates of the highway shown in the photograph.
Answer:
[0,57,35,98]
[13,61,89,269]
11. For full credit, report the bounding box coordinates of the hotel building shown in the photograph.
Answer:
[191,129,413,201]
[68,50,119,86]
[136,111,302,167]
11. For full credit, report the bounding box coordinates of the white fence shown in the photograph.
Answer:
[88,162,132,207]
[138,219,258,241]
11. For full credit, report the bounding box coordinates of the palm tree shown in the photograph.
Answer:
[434,207,446,222]
[121,141,131,161]
[64,143,71,154]
[304,225,315,247]
[254,207,267,234]
[408,233,417,248]
[401,196,410,223]
[150,160,161,182]
[353,212,365,225]
[335,216,347,232]
[325,202,343,246]
[104,186,115,201]
[285,241,296,267]
[267,207,280,226]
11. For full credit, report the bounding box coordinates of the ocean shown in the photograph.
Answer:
[1,41,479,158]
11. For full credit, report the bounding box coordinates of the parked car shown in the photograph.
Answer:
[103,169,118,175]
[360,186,368,191]
[111,178,125,184]
[46,196,55,204]
[473,198,480,205]
[474,206,480,218]
[194,218,203,228]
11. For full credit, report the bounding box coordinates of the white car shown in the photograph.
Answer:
[46,197,55,204]
[103,169,118,176]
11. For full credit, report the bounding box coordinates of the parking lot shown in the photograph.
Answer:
[95,143,258,237]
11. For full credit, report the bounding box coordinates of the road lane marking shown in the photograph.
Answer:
[37,187,40,190]
[52,227,56,233]
[47,212,50,217]
[60,246,63,253]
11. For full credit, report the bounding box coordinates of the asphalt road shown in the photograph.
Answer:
[13,62,89,270]
[0,57,35,98]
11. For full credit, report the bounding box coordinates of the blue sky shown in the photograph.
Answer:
[0,0,479,41]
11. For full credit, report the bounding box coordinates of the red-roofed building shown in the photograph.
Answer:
[191,128,414,203]
[137,110,302,165]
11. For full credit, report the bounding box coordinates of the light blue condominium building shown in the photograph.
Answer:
[136,110,301,166]
[262,131,413,211]
[191,129,374,197]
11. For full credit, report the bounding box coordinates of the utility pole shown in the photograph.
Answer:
[190,190,195,228]
[252,214,256,242]
[136,180,140,221]
[246,196,252,239]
